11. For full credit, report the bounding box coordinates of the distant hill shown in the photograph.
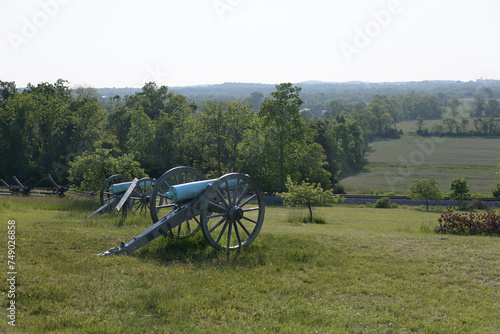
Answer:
[96,80,500,111]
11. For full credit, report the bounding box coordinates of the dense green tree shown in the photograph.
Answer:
[371,94,401,122]
[480,87,494,99]
[125,82,170,120]
[0,91,30,180]
[224,101,257,172]
[23,80,73,179]
[324,100,345,119]
[472,94,486,117]
[68,87,107,155]
[485,98,500,117]
[236,116,267,187]
[258,83,305,191]
[449,177,471,207]
[0,80,108,182]
[0,81,16,103]
[68,148,146,192]
[443,118,458,134]
[449,98,461,117]
[245,91,264,112]
[126,107,157,173]
[365,101,393,137]
[459,118,469,134]
[484,117,499,135]
[153,112,177,171]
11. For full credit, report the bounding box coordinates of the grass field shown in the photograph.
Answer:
[341,136,500,194]
[1,196,499,333]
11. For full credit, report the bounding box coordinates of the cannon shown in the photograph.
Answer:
[88,175,155,217]
[0,174,69,197]
[98,167,265,255]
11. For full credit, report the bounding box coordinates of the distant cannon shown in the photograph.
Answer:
[0,174,69,197]
[98,166,265,255]
[88,175,154,217]
[0,177,33,196]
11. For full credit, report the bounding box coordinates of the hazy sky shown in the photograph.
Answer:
[1,0,499,88]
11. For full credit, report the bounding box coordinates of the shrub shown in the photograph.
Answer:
[286,214,326,224]
[466,199,489,211]
[436,207,500,236]
[492,183,500,198]
[375,197,397,208]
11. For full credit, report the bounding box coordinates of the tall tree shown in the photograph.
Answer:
[449,98,461,117]
[443,118,458,134]
[472,94,486,117]
[125,82,170,120]
[324,100,345,119]
[485,98,500,117]
[365,101,393,137]
[258,83,304,191]
[245,91,264,112]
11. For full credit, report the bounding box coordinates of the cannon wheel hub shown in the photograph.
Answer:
[228,206,244,221]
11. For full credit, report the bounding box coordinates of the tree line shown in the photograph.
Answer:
[0,79,490,193]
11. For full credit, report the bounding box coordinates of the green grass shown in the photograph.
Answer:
[341,136,500,194]
[0,196,499,333]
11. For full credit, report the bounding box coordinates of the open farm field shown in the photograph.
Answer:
[341,136,500,194]
[1,196,499,333]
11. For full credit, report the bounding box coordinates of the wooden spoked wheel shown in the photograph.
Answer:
[149,167,205,239]
[99,174,130,206]
[128,177,155,215]
[200,173,265,250]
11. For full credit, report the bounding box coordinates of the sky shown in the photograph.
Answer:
[1,0,499,88]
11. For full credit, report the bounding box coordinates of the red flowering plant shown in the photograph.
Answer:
[436,207,500,236]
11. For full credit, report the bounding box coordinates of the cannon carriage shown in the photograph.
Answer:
[95,166,265,255]
[88,175,155,218]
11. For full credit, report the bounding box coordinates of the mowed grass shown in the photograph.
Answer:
[0,196,499,333]
[341,136,500,194]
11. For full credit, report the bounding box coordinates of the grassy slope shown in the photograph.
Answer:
[341,135,499,194]
[0,196,499,333]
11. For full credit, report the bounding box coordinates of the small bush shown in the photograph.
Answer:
[309,216,327,224]
[375,197,397,208]
[436,207,500,236]
[492,183,500,198]
[468,199,489,211]
[458,199,490,211]
[286,215,326,224]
